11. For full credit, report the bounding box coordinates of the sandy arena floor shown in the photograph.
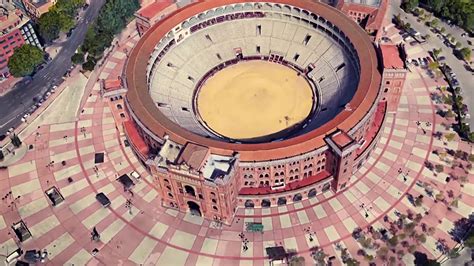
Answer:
[196,60,313,140]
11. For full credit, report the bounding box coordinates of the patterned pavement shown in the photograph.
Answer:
[0,24,472,265]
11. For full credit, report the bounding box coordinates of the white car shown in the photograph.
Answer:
[130,171,141,180]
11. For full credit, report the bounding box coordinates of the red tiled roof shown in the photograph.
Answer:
[366,0,388,32]
[103,79,121,91]
[123,121,149,158]
[138,0,174,19]
[339,0,388,32]
[177,143,209,170]
[381,44,404,69]
[331,131,354,149]
[239,171,331,195]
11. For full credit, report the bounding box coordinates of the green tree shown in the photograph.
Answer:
[431,18,440,28]
[289,256,305,266]
[455,41,462,48]
[459,47,472,61]
[402,0,419,12]
[82,59,96,71]
[71,53,84,65]
[38,11,62,43]
[428,61,439,71]
[81,0,139,58]
[440,27,446,33]
[465,234,474,248]
[7,44,44,77]
[424,0,444,13]
[38,0,84,43]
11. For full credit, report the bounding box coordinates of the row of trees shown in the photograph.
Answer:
[402,0,474,33]
[78,0,140,71]
[38,0,85,43]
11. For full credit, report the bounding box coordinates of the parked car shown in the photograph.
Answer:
[438,56,446,61]
[130,171,141,180]
[95,193,111,207]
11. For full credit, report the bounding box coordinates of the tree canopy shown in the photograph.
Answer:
[71,53,84,65]
[7,44,44,77]
[402,0,420,12]
[459,47,472,61]
[38,0,85,43]
[81,0,139,69]
[420,0,474,32]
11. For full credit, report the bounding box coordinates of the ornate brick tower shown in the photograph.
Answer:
[149,139,240,225]
[325,130,360,191]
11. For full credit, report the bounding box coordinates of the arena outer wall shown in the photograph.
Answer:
[122,0,383,224]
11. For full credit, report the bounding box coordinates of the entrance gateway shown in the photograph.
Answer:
[187,201,202,216]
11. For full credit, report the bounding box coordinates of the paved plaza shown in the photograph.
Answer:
[0,20,472,265]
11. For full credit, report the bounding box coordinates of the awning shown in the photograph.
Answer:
[123,121,149,158]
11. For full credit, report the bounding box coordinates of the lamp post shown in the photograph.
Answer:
[398,168,410,182]
[360,203,373,218]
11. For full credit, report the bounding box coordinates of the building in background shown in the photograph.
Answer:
[379,44,407,113]
[135,0,179,36]
[21,0,57,19]
[335,0,388,41]
[0,4,42,80]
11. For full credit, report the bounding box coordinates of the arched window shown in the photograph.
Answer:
[261,199,271,208]
[166,185,172,191]
[212,198,217,203]
[210,192,216,197]
[322,183,331,192]
[168,193,173,198]
[213,206,218,211]
[265,173,269,178]
[244,200,254,208]
[293,193,303,202]
[117,104,123,110]
[308,188,317,198]
[265,181,270,186]
[277,197,287,206]
[184,185,196,197]
[308,171,313,176]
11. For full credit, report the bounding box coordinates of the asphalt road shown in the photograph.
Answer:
[0,0,105,136]
[389,0,474,129]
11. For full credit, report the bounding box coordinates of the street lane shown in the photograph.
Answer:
[389,0,474,129]
[0,0,105,134]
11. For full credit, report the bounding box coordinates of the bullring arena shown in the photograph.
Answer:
[195,60,314,140]
[125,0,381,223]
[1,0,472,264]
